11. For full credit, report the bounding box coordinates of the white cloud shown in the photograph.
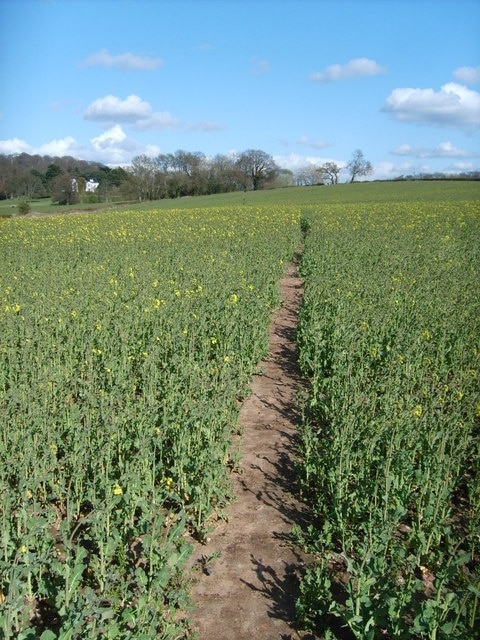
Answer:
[0,136,79,156]
[311,57,386,82]
[89,125,160,165]
[91,125,127,149]
[83,94,223,132]
[84,95,152,122]
[274,152,346,171]
[383,82,480,131]
[0,137,31,154]
[297,136,330,150]
[392,141,476,159]
[453,66,480,84]
[134,111,181,131]
[0,128,161,167]
[372,161,419,180]
[82,49,163,71]
[37,136,78,156]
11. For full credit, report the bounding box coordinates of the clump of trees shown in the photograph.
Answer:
[295,150,373,186]
[0,149,287,205]
[128,149,284,201]
[0,153,134,204]
[295,161,342,186]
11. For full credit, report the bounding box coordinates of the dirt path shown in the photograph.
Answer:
[186,253,313,639]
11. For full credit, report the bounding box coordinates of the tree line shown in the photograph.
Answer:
[0,149,289,204]
[0,148,377,205]
[2,148,475,206]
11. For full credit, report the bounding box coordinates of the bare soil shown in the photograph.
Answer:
[186,252,315,639]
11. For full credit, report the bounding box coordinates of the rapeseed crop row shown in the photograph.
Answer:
[295,199,479,638]
[0,205,301,638]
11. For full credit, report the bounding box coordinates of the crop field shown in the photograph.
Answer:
[0,204,301,638]
[0,181,479,639]
[295,194,480,638]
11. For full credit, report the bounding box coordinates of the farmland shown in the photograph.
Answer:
[1,181,479,639]
[295,191,480,638]
[0,203,301,638]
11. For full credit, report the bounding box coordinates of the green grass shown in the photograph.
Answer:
[3,180,479,218]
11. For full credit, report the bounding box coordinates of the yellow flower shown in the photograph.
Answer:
[223,355,231,363]
[413,405,423,418]
[229,293,238,304]
[20,545,28,554]
[113,483,123,496]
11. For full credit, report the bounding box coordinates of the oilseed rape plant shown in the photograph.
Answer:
[295,197,480,638]
[0,205,301,638]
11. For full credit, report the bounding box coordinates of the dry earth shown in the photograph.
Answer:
[186,252,315,640]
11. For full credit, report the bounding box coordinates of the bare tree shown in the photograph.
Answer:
[236,149,279,190]
[347,149,373,183]
[295,165,322,186]
[319,161,341,185]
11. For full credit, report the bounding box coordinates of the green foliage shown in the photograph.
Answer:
[295,195,480,638]
[16,200,31,215]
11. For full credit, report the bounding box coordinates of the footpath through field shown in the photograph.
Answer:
[186,252,313,639]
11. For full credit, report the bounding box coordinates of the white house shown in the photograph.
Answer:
[86,178,100,193]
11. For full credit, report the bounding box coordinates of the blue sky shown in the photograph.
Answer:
[1,0,479,180]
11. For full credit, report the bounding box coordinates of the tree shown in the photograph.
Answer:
[347,149,373,183]
[319,161,341,185]
[51,174,79,205]
[236,149,279,191]
[295,165,322,186]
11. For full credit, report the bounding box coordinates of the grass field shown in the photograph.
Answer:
[1,180,479,638]
[2,179,479,218]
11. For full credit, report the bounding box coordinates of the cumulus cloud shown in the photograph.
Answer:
[37,136,78,156]
[0,136,79,156]
[0,137,32,154]
[82,49,163,71]
[383,82,480,131]
[311,57,386,82]
[0,128,162,167]
[83,93,222,133]
[89,125,160,165]
[392,141,476,159]
[84,94,152,122]
[453,66,480,84]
